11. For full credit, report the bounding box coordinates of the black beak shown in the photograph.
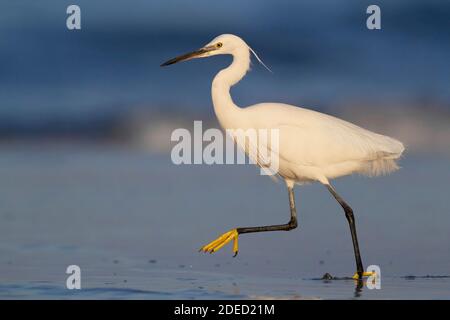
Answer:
[160,46,215,67]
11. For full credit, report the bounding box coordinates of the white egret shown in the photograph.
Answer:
[161,34,404,279]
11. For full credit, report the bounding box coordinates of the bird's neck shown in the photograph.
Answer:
[211,47,250,128]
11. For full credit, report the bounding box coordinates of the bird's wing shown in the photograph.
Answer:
[246,103,404,168]
[228,128,281,180]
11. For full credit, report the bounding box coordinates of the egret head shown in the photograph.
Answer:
[161,34,271,72]
[160,34,247,66]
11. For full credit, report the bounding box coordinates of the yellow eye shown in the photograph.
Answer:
[216,42,223,48]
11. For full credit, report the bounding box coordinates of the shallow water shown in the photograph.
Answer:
[0,143,449,299]
[2,268,450,300]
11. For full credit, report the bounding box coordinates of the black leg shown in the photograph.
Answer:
[237,185,298,234]
[200,185,298,256]
[326,184,364,278]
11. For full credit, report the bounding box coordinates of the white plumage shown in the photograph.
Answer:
[245,103,404,183]
[206,34,404,186]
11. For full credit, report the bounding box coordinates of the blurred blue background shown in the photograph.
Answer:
[0,0,450,299]
[1,0,449,149]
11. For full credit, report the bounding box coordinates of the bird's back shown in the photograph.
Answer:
[238,103,404,183]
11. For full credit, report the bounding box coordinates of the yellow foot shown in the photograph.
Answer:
[352,271,377,280]
[199,229,239,256]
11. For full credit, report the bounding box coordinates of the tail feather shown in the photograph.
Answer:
[360,158,401,177]
[360,139,405,177]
